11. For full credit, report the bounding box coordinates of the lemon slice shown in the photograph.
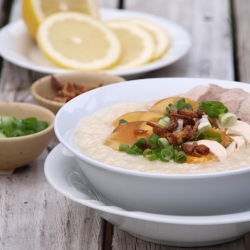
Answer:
[127,18,170,60]
[106,19,155,70]
[36,12,121,71]
[22,0,100,39]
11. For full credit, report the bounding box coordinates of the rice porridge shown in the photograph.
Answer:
[74,102,250,175]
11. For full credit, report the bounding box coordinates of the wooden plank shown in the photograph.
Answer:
[233,0,250,83]
[244,233,250,250]
[126,0,234,80]
[0,150,104,250]
[0,0,11,27]
[112,229,246,250]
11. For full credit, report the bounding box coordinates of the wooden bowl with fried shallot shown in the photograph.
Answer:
[31,72,126,114]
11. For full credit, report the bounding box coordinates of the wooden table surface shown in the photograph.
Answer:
[0,0,250,249]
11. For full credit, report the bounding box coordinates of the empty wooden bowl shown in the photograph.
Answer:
[0,102,55,174]
[31,71,126,114]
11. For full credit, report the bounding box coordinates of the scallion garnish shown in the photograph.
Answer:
[193,131,205,141]
[199,101,228,118]
[204,131,222,143]
[126,145,143,155]
[148,133,160,149]
[159,148,174,162]
[143,148,152,158]
[174,151,187,163]
[219,112,237,127]
[158,138,170,148]
[0,116,48,138]
[119,143,129,152]
[133,138,145,147]
[172,98,193,110]
[119,119,127,125]
[157,118,169,127]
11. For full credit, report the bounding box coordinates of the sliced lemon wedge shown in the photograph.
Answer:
[22,0,100,39]
[36,12,121,71]
[127,18,170,60]
[106,19,155,70]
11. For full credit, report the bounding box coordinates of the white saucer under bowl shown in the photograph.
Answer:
[44,144,250,247]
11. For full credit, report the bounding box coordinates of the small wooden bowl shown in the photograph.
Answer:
[31,71,126,114]
[0,102,55,174]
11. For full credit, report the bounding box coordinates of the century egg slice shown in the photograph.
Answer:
[112,111,162,127]
[104,121,153,150]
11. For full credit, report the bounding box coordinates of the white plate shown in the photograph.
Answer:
[0,8,191,79]
[45,143,250,247]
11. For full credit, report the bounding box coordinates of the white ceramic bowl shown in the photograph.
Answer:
[54,78,250,216]
[44,144,250,247]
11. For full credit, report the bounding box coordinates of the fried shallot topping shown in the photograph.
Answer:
[170,113,195,126]
[178,108,199,119]
[146,121,178,137]
[50,76,103,103]
[181,142,210,157]
[146,120,200,143]
[208,117,219,129]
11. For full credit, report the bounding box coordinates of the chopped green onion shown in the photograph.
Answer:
[174,151,187,163]
[163,116,170,123]
[119,144,129,152]
[119,119,127,125]
[219,112,237,127]
[158,138,170,148]
[157,118,169,127]
[1,116,15,127]
[159,148,174,162]
[149,133,160,144]
[174,145,182,152]
[36,121,49,132]
[147,153,158,161]
[166,106,171,115]
[0,132,6,138]
[0,116,48,138]
[205,131,222,143]
[12,119,26,130]
[143,148,159,161]
[125,145,143,155]
[172,98,193,110]
[148,133,160,149]
[199,101,228,118]
[133,138,145,147]
[193,131,205,141]
[143,148,152,157]
[198,121,212,133]
[119,141,144,155]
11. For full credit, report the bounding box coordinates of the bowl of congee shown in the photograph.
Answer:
[54,78,250,216]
